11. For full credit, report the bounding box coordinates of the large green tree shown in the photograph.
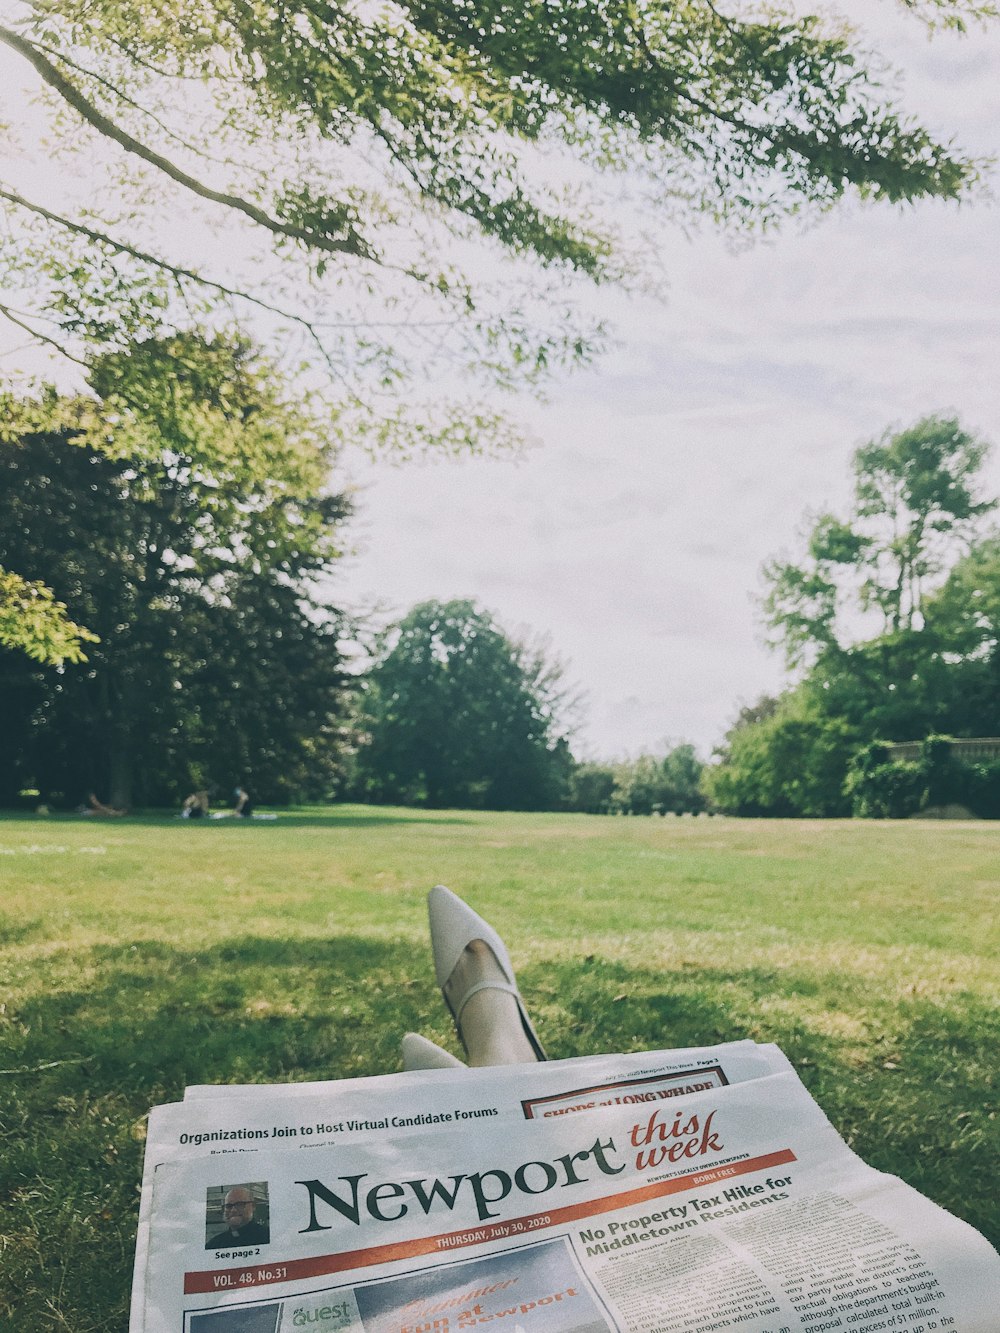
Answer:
[708,418,998,817]
[704,691,856,816]
[354,598,575,808]
[921,534,1000,736]
[0,335,352,808]
[925,534,1000,660]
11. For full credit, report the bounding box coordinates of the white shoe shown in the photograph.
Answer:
[401,1033,466,1071]
[427,885,546,1060]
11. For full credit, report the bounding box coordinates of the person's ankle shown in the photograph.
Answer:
[461,988,539,1066]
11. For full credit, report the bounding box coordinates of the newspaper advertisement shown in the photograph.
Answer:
[133,1065,1000,1333]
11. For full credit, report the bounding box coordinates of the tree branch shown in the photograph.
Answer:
[0,24,371,259]
[92,28,241,82]
[27,37,265,179]
[0,184,327,334]
[0,299,89,365]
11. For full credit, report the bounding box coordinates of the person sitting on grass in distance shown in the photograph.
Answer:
[206,1186,270,1249]
[181,790,210,819]
[232,786,254,818]
[79,792,127,817]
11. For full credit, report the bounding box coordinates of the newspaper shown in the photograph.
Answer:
[134,1044,789,1332]
[131,1049,1000,1333]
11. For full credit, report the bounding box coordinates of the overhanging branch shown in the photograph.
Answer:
[0,24,371,260]
[1,184,322,331]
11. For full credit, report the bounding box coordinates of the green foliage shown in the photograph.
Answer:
[0,5,994,452]
[0,567,98,665]
[845,743,925,819]
[705,693,856,817]
[715,609,1000,818]
[616,746,706,815]
[805,631,959,741]
[924,533,1000,658]
[0,339,351,807]
[563,747,705,815]
[853,416,994,629]
[966,758,1000,816]
[751,420,1000,821]
[565,761,618,814]
[763,416,995,667]
[847,737,1000,818]
[353,599,575,809]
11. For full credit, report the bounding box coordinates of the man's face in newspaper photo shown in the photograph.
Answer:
[221,1188,255,1237]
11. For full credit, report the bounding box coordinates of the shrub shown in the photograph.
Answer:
[705,704,855,817]
[846,751,924,819]
[965,759,1000,818]
[848,737,1000,818]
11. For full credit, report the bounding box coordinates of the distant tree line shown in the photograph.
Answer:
[345,598,706,814]
[0,349,705,813]
[5,366,998,820]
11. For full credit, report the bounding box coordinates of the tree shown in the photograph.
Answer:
[354,599,575,809]
[925,534,1000,660]
[0,1,994,458]
[717,425,999,819]
[921,534,1000,736]
[703,691,856,817]
[0,336,352,808]
[564,761,618,815]
[763,415,994,667]
[711,422,1000,818]
[709,539,1000,818]
[604,746,705,815]
[1,5,995,661]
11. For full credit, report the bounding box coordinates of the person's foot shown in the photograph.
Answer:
[442,939,539,1066]
[428,886,546,1066]
[401,1033,466,1071]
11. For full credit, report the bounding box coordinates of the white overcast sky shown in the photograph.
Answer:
[2,5,999,760]
[334,7,1000,759]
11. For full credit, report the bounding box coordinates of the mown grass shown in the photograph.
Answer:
[0,806,997,1330]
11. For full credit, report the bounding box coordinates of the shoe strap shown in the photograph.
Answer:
[452,979,519,1025]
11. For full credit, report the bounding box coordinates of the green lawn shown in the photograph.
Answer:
[1,806,997,1330]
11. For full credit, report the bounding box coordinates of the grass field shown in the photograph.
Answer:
[1,805,998,1330]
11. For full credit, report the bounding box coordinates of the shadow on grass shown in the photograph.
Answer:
[1,939,997,1330]
[0,809,471,829]
[0,914,46,946]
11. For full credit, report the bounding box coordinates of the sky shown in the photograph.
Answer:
[2,4,999,761]
[333,8,1000,759]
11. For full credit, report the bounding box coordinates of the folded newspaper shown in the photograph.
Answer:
[131,1041,1000,1333]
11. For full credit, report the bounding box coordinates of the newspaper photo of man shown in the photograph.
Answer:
[205,1183,271,1249]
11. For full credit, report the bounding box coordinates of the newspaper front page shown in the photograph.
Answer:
[134,1045,791,1332]
[133,1063,1000,1333]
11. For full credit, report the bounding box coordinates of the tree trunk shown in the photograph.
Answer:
[108,731,133,810]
